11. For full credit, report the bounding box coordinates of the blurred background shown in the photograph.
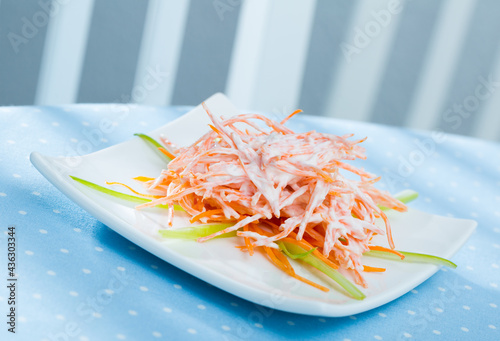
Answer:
[1,0,499,141]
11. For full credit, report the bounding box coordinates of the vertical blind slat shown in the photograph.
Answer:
[436,0,500,136]
[35,0,95,105]
[298,0,358,117]
[324,0,402,122]
[225,0,273,110]
[132,0,190,106]
[250,0,317,113]
[406,0,477,131]
[472,52,500,141]
[171,0,242,106]
[0,0,51,105]
[369,0,444,127]
[77,0,149,103]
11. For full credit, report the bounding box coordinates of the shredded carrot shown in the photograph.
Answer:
[189,209,224,223]
[272,247,294,273]
[363,265,386,272]
[105,181,161,199]
[158,147,176,160]
[263,246,329,292]
[133,176,155,182]
[138,103,410,291]
[251,224,273,237]
[280,109,303,125]
[283,237,339,270]
[243,225,254,256]
[368,245,405,259]
[290,273,329,292]
[264,246,287,272]
[272,248,329,292]
[208,124,223,136]
[380,211,395,249]
[353,269,368,288]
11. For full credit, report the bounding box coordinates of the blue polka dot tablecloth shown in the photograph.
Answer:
[0,104,499,341]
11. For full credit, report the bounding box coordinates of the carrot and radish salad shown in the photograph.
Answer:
[71,104,455,300]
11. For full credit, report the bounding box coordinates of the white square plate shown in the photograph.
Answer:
[30,93,476,317]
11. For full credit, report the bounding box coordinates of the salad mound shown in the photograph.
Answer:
[136,104,408,289]
[71,104,455,299]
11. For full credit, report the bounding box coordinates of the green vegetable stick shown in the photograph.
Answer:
[280,242,366,300]
[70,175,183,211]
[380,189,419,211]
[134,133,172,162]
[363,250,457,268]
[277,242,317,259]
